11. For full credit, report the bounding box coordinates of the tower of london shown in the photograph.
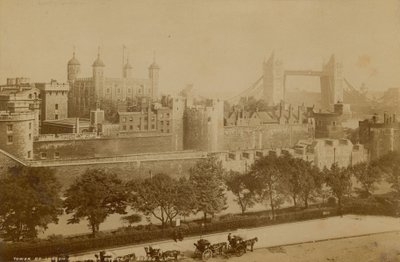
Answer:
[67,50,160,118]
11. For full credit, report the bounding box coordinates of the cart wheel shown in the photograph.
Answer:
[236,246,246,257]
[202,249,213,261]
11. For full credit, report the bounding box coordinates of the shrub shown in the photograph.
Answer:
[179,224,189,232]
[47,234,64,242]
[344,195,398,216]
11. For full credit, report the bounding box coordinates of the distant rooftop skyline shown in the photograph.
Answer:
[0,0,399,99]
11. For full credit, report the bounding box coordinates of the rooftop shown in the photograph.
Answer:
[43,118,90,127]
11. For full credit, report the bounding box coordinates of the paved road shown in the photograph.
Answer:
[68,215,400,261]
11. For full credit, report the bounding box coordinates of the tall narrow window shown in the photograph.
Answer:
[55,104,59,110]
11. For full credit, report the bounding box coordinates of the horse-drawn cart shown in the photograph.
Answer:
[193,239,227,261]
[144,245,180,261]
[193,232,258,261]
[226,232,258,257]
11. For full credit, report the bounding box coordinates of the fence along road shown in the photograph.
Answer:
[66,215,400,261]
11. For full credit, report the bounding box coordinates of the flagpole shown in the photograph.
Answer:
[122,45,126,77]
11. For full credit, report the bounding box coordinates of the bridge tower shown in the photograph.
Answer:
[320,55,344,109]
[263,53,285,106]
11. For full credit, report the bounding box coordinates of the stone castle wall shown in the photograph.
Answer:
[223,124,312,151]
[369,127,400,160]
[183,102,224,152]
[32,133,176,160]
[34,152,205,189]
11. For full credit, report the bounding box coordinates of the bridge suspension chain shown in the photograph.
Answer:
[226,76,263,103]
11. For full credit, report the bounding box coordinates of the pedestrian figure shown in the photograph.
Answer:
[177,228,184,241]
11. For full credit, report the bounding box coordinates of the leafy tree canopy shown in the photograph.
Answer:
[0,166,63,242]
[128,173,195,229]
[189,155,227,222]
[324,163,352,214]
[225,170,257,214]
[64,169,128,237]
[377,151,400,195]
[351,162,382,197]
[249,154,286,218]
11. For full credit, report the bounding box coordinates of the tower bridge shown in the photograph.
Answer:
[227,53,369,110]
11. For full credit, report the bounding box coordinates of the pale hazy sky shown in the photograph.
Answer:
[0,0,400,98]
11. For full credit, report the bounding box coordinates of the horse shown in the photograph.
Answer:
[161,250,180,261]
[144,246,161,261]
[244,237,258,252]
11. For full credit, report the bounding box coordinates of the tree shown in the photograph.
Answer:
[0,166,63,242]
[249,154,286,219]
[128,173,195,230]
[378,151,400,195]
[189,155,227,223]
[297,161,324,208]
[324,163,352,216]
[351,162,382,197]
[276,154,302,207]
[64,169,128,237]
[225,171,257,214]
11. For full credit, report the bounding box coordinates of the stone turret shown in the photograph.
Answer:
[149,56,160,100]
[123,58,133,78]
[67,51,80,83]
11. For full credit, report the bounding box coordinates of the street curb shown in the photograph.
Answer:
[260,230,400,250]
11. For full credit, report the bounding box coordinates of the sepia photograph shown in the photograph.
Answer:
[0,0,400,261]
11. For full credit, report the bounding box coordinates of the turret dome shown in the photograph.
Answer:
[149,62,160,70]
[92,54,105,67]
[68,53,80,65]
[124,61,132,69]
